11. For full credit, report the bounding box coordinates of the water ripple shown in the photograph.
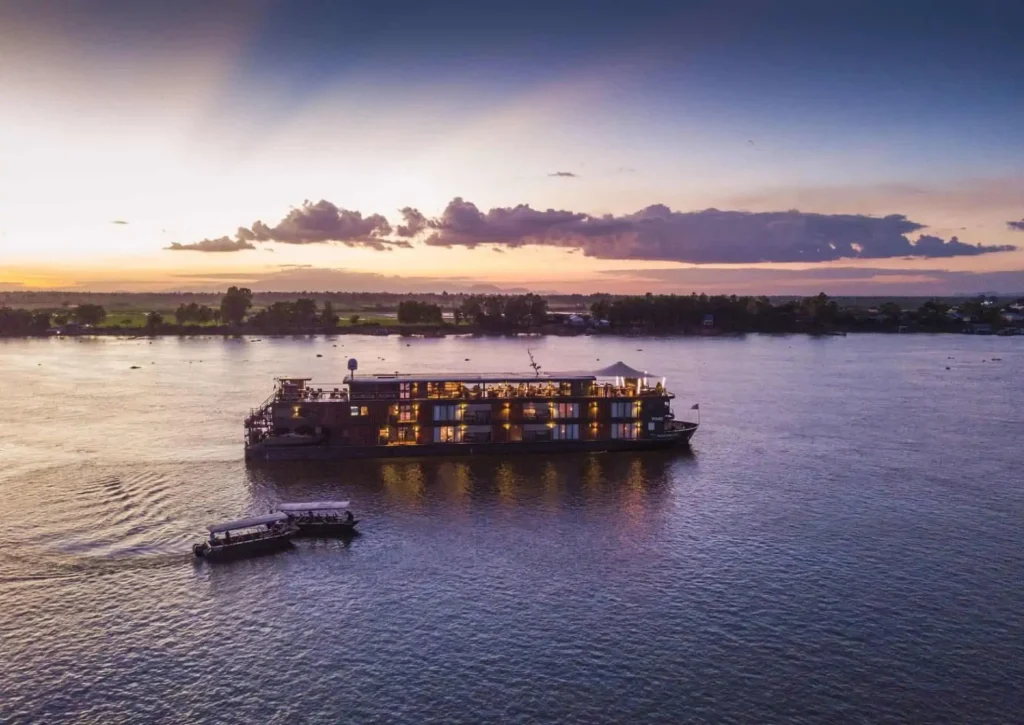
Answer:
[0,335,1022,724]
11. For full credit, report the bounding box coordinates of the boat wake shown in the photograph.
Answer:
[4,465,207,573]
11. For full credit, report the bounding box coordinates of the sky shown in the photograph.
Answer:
[1,0,1023,295]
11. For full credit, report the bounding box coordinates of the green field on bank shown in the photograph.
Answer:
[93,311,422,329]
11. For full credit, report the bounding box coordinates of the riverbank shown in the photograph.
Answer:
[4,290,1023,338]
[3,323,1021,339]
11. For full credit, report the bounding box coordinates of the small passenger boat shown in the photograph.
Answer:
[193,512,296,560]
[276,501,359,536]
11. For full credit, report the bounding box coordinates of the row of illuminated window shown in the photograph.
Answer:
[432,423,581,443]
[357,402,640,420]
[377,423,643,443]
[433,403,585,421]
[522,403,580,418]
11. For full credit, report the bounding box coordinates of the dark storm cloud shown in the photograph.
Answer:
[908,234,1008,258]
[549,171,578,178]
[424,197,616,247]
[169,197,1015,261]
[1008,219,1024,231]
[243,200,399,250]
[166,237,256,252]
[423,199,1015,263]
[396,207,428,237]
[176,200,414,253]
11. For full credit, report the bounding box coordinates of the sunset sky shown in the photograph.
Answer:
[2,0,1023,295]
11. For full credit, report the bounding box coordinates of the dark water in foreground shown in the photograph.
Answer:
[1,334,1022,724]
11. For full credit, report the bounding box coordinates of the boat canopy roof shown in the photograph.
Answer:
[344,362,657,385]
[589,361,658,379]
[276,501,351,512]
[208,512,288,533]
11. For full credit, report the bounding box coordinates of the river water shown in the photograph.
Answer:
[0,334,1021,724]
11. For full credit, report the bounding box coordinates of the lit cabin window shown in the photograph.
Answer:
[351,405,369,417]
[397,427,416,443]
[433,426,463,443]
[556,403,579,418]
[433,404,462,422]
[553,424,579,440]
[611,423,637,439]
[398,404,415,422]
[399,383,411,400]
[610,401,641,418]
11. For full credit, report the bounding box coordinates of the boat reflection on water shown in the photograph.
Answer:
[244,449,695,522]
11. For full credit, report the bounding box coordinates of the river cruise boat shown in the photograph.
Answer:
[276,501,359,536]
[244,360,698,461]
[193,513,296,560]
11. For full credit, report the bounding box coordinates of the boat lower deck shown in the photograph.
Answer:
[194,532,295,560]
[247,425,697,461]
[293,520,360,536]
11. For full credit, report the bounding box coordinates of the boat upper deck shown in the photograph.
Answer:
[266,362,671,405]
[349,372,598,384]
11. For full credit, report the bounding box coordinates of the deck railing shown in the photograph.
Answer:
[264,382,671,404]
[424,385,668,400]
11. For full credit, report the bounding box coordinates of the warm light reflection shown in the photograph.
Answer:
[583,457,602,492]
[380,463,425,509]
[495,464,516,505]
[437,462,472,506]
[542,463,560,509]
[620,458,648,533]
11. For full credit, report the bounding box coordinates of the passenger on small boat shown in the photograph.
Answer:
[193,513,296,560]
[275,501,359,536]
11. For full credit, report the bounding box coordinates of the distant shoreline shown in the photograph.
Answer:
[4,290,1022,338]
[2,324,1016,339]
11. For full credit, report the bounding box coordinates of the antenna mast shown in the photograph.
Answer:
[527,348,542,378]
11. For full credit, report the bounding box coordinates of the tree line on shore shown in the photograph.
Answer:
[1,287,1021,336]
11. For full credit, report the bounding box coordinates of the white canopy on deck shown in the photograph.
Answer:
[276,501,351,512]
[580,361,658,379]
[208,512,288,533]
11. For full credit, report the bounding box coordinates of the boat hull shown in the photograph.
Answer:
[193,533,294,561]
[293,520,360,537]
[247,424,697,461]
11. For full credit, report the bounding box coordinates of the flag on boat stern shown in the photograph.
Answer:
[691,403,699,409]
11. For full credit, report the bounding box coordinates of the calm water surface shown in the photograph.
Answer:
[1,334,1022,724]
